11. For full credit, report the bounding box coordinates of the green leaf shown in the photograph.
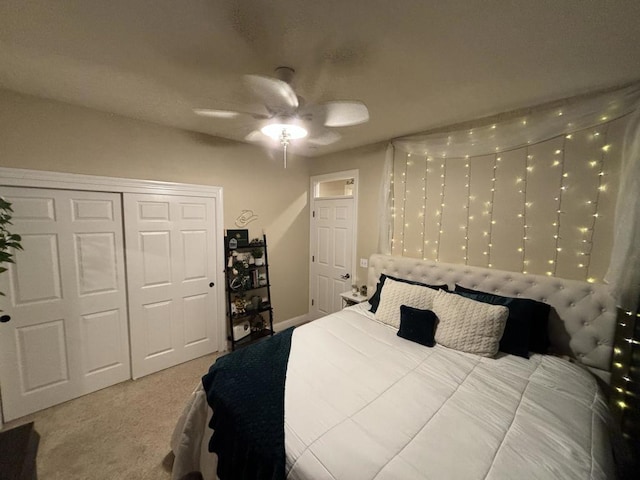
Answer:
[0,198,23,288]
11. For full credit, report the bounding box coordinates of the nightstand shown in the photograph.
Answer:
[0,421,39,479]
[339,291,367,308]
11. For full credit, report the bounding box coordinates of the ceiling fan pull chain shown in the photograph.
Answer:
[279,130,291,169]
[283,143,287,169]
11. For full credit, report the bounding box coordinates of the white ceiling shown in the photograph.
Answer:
[1,0,639,157]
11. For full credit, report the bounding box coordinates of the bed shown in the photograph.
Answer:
[170,254,617,480]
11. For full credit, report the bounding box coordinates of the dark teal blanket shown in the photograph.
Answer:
[202,327,295,480]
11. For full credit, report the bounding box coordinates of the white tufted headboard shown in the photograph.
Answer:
[367,254,617,382]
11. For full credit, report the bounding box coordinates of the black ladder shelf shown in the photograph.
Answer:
[224,233,274,350]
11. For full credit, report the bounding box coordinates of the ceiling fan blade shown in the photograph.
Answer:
[244,74,299,113]
[244,130,265,142]
[307,130,341,146]
[193,108,269,120]
[323,101,369,127]
[194,108,241,119]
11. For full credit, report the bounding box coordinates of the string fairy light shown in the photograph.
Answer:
[436,157,447,261]
[613,308,639,410]
[552,138,568,274]
[464,158,471,263]
[390,155,397,252]
[400,153,409,254]
[521,148,530,272]
[486,154,499,268]
[405,157,416,255]
[390,172,395,249]
[583,125,610,282]
[421,155,429,259]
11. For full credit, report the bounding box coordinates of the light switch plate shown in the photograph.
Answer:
[360,258,368,268]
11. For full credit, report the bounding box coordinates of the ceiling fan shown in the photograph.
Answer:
[194,66,369,167]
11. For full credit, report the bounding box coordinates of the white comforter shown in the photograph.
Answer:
[171,304,614,480]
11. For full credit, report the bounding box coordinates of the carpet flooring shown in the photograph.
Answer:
[1,352,220,480]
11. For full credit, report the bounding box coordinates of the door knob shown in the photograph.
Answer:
[209,282,215,288]
[0,315,11,323]
[340,273,351,280]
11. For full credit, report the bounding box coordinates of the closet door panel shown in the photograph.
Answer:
[0,188,129,421]
[124,194,218,379]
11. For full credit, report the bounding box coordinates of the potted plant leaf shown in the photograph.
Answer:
[0,198,23,313]
[251,246,265,266]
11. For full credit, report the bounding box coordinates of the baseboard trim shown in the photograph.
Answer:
[273,314,309,332]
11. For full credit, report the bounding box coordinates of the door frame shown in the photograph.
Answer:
[0,167,226,425]
[308,170,358,318]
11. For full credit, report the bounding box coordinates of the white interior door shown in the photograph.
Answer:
[0,187,130,421]
[309,197,355,319]
[124,194,219,379]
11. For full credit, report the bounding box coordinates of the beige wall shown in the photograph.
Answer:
[309,143,388,289]
[0,88,310,323]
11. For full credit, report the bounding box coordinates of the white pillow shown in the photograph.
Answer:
[375,278,438,329]
[432,290,508,357]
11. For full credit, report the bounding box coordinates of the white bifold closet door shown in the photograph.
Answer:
[123,194,219,379]
[0,187,130,421]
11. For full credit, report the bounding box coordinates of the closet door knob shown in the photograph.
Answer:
[209,282,215,288]
[340,273,351,280]
[0,315,11,323]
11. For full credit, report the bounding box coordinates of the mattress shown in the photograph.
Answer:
[171,303,615,480]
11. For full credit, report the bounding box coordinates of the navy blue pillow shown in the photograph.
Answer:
[397,305,437,347]
[369,274,449,313]
[454,285,551,356]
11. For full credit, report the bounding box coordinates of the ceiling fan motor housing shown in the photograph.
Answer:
[274,66,295,84]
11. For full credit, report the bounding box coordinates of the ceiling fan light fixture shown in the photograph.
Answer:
[261,123,308,140]
[260,122,308,169]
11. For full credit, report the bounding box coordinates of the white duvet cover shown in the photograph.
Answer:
[171,304,615,480]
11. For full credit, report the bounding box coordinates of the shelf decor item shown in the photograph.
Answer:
[229,259,250,291]
[233,321,251,340]
[227,229,249,247]
[251,246,265,266]
[224,233,273,350]
[251,295,261,310]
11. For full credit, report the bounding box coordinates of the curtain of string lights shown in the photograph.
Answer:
[390,115,629,284]
[388,85,640,418]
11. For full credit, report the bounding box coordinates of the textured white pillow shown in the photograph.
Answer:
[433,290,508,357]
[375,278,438,329]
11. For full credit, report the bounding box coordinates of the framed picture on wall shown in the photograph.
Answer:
[227,229,249,247]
